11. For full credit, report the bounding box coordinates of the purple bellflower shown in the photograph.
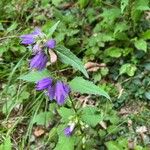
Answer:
[45,39,56,49]
[20,28,42,45]
[64,123,75,136]
[30,52,48,70]
[53,81,70,105]
[36,77,53,91]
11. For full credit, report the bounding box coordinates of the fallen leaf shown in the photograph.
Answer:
[99,121,107,129]
[34,127,45,137]
[84,62,106,72]
[128,139,136,150]
[49,50,57,64]
[136,126,147,133]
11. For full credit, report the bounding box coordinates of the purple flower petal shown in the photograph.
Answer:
[45,39,56,49]
[30,52,48,70]
[54,81,70,105]
[64,124,75,136]
[20,28,43,45]
[47,85,55,100]
[36,77,53,91]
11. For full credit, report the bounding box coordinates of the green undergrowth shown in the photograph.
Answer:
[0,0,150,149]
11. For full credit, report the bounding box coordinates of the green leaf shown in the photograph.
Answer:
[134,39,147,52]
[119,63,137,76]
[55,46,89,78]
[55,135,75,150]
[47,21,60,38]
[6,22,18,33]
[114,22,129,35]
[81,106,103,127]
[121,0,129,13]
[69,77,110,99]
[105,47,122,58]
[141,30,150,40]
[79,0,89,8]
[145,91,150,100]
[18,69,50,82]
[0,136,12,150]
[32,112,53,126]
[58,107,75,122]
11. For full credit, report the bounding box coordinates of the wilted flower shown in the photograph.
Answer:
[20,28,42,45]
[30,52,48,70]
[45,39,56,49]
[54,81,70,105]
[36,77,53,91]
[64,123,75,136]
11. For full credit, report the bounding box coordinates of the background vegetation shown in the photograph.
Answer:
[0,0,150,149]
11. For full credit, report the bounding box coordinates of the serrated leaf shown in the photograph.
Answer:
[81,106,103,127]
[18,69,50,82]
[69,77,110,99]
[119,63,137,76]
[58,107,75,122]
[47,21,60,38]
[134,39,147,52]
[105,47,122,58]
[55,46,89,78]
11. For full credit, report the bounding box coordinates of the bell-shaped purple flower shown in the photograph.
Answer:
[30,52,48,70]
[64,123,75,136]
[54,81,70,105]
[47,85,55,100]
[20,28,42,45]
[45,39,56,49]
[36,77,53,91]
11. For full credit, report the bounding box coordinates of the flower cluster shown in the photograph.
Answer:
[20,28,73,136]
[20,28,56,70]
[36,77,70,105]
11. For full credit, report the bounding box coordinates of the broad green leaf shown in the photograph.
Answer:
[55,46,89,78]
[121,0,129,13]
[106,138,128,150]
[81,106,103,127]
[69,77,110,99]
[105,47,122,58]
[134,39,147,52]
[119,63,137,76]
[18,69,50,82]
[58,107,75,122]
[47,21,60,38]
[32,112,53,126]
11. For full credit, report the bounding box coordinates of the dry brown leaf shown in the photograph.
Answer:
[99,121,107,129]
[49,50,57,64]
[34,127,45,137]
[84,62,106,72]
[128,140,136,150]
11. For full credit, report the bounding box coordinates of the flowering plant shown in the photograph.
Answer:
[19,22,110,147]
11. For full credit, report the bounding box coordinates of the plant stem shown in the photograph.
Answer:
[69,95,77,113]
